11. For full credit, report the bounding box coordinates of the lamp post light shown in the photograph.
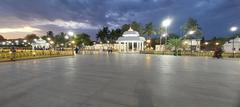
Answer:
[186,30,195,54]
[230,26,238,58]
[68,31,74,37]
[47,37,51,41]
[71,40,75,55]
[2,42,6,45]
[15,40,19,45]
[204,42,209,51]
[161,17,172,45]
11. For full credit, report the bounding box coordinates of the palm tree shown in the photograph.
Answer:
[109,28,122,43]
[144,22,155,39]
[96,26,110,43]
[167,38,182,55]
[182,17,202,39]
[0,35,5,41]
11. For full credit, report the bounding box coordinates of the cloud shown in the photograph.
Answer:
[32,19,99,30]
[0,0,239,39]
[0,26,41,33]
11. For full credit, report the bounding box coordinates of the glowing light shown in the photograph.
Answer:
[2,42,6,45]
[50,41,54,44]
[162,18,172,27]
[230,26,238,32]
[162,33,168,37]
[71,41,75,44]
[215,42,219,46]
[23,40,27,43]
[68,31,74,36]
[146,39,151,43]
[47,38,51,41]
[188,30,195,35]
[65,36,69,40]
[204,42,209,45]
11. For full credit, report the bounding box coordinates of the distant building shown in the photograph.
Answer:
[183,39,201,51]
[31,38,50,50]
[116,27,145,52]
[223,37,240,53]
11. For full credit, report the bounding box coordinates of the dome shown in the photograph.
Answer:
[122,27,140,37]
[34,38,47,44]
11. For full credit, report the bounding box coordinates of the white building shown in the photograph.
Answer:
[116,27,145,52]
[183,39,201,51]
[31,38,50,50]
[223,37,240,53]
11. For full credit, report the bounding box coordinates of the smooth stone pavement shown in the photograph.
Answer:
[0,54,240,107]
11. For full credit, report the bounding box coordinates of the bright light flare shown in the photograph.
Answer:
[188,30,195,35]
[162,33,168,37]
[230,26,238,32]
[162,18,172,27]
[65,36,69,40]
[68,31,74,36]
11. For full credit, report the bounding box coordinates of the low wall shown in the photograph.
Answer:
[0,50,73,61]
[142,51,240,58]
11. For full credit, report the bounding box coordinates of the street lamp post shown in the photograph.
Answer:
[204,42,209,51]
[161,17,172,45]
[230,26,238,58]
[187,30,195,55]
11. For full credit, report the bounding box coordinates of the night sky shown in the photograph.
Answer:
[0,0,239,39]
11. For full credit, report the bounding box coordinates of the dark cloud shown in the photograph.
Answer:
[0,0,239,39]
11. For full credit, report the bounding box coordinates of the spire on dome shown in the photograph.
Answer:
[128,26,134,31]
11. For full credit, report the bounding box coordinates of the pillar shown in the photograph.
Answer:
[141,42,144,51]
[124,42,127,52]
[132,42,134,52]
[118,42,121,52]
[126,42,129,51]
[137,42,139,51]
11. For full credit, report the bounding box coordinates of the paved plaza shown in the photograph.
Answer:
[0,54,240,107]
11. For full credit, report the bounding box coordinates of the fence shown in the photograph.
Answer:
[0,50,73,61]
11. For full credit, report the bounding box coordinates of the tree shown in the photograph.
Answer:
[55,32,68,45]
[168,33,180,39]
[96,26,110,43]
[144,22,155,39]
[47,31,54,38]
[42,31,55,41]
[109,28,122,43]
[121,24,130,33]
[167,38,183,53]
[74,33,92,46]
[0,35,6,41]
[131,21,144,36]
[24,34,39,42]
[182,17,202,39]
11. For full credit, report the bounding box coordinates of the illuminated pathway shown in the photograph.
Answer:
[0,54,240,107]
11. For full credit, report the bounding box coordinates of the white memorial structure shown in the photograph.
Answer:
[223,37,240,52]
[116,27,145,52]
[31,38,50,50]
